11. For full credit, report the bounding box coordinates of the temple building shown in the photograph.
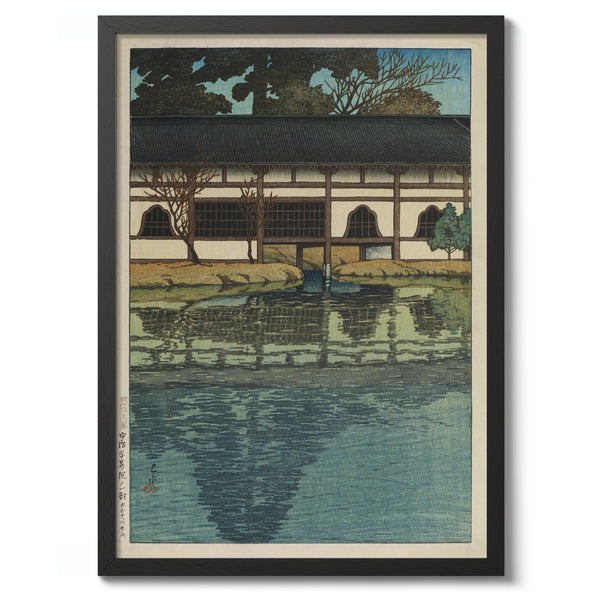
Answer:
[130,115,471,272]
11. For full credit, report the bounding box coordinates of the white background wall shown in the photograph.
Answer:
[2,3,599,598]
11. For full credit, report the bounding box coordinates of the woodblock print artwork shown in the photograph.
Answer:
[120,40,485,557]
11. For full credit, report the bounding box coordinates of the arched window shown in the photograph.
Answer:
[138,205,175,237]
[414,206,442,238]
[344,206,381,238]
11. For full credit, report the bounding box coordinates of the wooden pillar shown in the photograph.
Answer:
[253,167,267,263]
[388,167,406,261]
[359,245,366,262]
[463,166,471,209]
[320,167,336,276]
[187,184,196,262]
[296,244,303,270]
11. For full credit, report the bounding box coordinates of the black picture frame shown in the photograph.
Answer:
[99,15,504,576]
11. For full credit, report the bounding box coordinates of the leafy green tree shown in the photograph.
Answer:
[376,88,441,115]
[131,49,238,116]
[457,207,471,258]
[131,48,379,116]
[428,204,472,260]
[228,48,379,114]
[258,81,335,115]
[131,48,461,116]
[428,203,461,259]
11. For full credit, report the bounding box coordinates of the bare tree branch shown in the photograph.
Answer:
[238,178,276,264]
[325,50,462,115]
[139,160,217,264]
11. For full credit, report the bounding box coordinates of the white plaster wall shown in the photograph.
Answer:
[365,168,394,183]
[264,167,291,182]
[400,168,429,183]
[267,187,324,197]
[130,239,188,260]
[130,201,172,236]
[331,201,394,237]
[198,187,245,198]
[434,168,463,183]
[400,240,463,261]
[400,201,466,237]
[194,240,255,261]
[296,167,324,182]
[401,188,463,198]
[130,182,226,199]
[227,168,255,182]
[332,168,360,183]
[331,188,394,197]
[130,187,161,199]
[130,167,151,182]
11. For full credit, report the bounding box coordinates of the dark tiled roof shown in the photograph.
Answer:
[131,115,470,165]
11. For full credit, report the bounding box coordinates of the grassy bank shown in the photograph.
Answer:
[131,261,304,288]
[333,259,471,279]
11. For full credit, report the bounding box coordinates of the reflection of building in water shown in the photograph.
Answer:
[130,282,471,370]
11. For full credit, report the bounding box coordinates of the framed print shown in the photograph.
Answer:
[99,15,504,576]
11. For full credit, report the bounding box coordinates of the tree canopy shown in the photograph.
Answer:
[428,203,471,260]
[131,48,461,116]
[457,207,471,254]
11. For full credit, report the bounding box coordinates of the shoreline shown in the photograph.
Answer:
[130,259,471,289]
[130,261,304,288]
[333,259,471,279]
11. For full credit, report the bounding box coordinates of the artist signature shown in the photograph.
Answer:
[142,463,159,495]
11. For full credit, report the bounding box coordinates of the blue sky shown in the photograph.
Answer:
[131,48,470,115]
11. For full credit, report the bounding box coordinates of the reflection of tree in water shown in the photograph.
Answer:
[130,380,461,543]
[429,286,472,334]
[336,301,384,341]
[408,298,446,337]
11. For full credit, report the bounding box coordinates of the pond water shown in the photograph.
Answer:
[129,271,472,544]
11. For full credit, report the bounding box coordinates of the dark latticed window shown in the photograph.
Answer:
[195,202,249,238]
[345,206,380,238]
[266,202,324,238]
[139,205,175,237]
[414,206,442,238]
